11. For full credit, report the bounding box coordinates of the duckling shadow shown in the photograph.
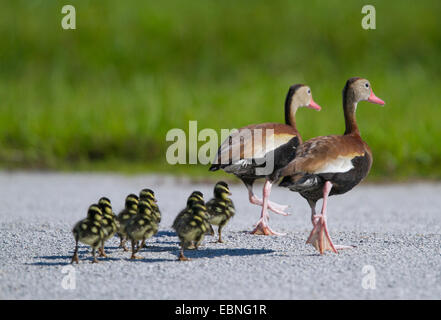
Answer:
[155,230,176,237]
[178,247,274,259]
[36,255,73,260]
[30,254,121,266]
[126,257,174,263]
[27,261,70,266]
[152,240,178,245]
[28,255,73,266]
[101,246,122,250]
[141,245,178,252]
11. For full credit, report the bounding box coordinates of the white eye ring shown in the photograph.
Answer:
[307,89,311,95]
[365,83,369,88]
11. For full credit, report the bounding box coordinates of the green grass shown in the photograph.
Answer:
[0,0,440,180]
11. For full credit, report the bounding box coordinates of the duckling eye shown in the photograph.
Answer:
[365,83,369,88]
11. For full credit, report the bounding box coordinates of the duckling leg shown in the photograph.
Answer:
[247,185,290,216]
[187,241,196,250]
[119,236,128,251]
[179,248,189,261]
[130,240,142,259]
[217,225,225,243]
[179,241,190,261]
[250,180,286,236]
[306,182,354,254]
[99,241,107,257]
[71,239,79,264]
[91,248,98,263]
[194,234,203,249]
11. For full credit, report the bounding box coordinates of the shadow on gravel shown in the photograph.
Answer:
[26,247,273,266]
[155,230,176,237]
[28,261,70,266]
[174,247,274,260]
[142,245,177,252]
[27,255,74,266]
[29,254,123,266]
[126,257,175,263]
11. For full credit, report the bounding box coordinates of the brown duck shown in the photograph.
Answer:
[210,85,321,235]
[279,77,385,253]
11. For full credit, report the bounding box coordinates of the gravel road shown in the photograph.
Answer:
[0,172,440,299]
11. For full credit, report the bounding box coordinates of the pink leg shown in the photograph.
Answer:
[247,186,291,216]
[307,199,317,227]
[306,182,355,254]
[250,180,286,236]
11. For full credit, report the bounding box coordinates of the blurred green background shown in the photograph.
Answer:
[0,0,440,180]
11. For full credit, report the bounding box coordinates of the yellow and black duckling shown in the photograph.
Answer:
[97,197,118,257]
[174,201,214,261]
[139,188,161,225]
[117,194,139,251]
[206,181,235,243]
[139,189,161,248]
[172,191,205,232]
[71,204,105,264]
[125,200,158,259]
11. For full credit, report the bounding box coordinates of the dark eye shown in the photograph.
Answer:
[307,89,311,95]
[365,83,369,88]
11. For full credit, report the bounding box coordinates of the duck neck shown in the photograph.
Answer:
[343,93,360,135]
[285,100,298,131]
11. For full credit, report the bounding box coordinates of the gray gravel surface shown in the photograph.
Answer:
[0,172,440,299]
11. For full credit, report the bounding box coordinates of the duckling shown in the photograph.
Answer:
[206,181,235,243]
[174,202,213,261]
[139,188,161,224]
[117,194,139,251]
[71,204,105,264]
[97,197,118,257]
[172,191,205,232]
[174,191,213,249]
[138,189,161,248]
[125,201,158,259]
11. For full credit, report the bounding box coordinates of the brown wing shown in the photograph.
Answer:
[212,123,299,167]
[281,134,367,175]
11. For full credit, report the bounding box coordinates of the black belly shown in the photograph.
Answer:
[299,153,372,202]
[236,136,300,182]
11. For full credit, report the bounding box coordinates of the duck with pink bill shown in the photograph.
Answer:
[279,77,385,253]
[210,84,322,235]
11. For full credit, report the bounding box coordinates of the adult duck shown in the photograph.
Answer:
[209,84,321,235]
[279,77,385,253]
